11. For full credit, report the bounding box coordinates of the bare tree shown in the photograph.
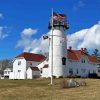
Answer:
[0,59,13,75]
[93,49,99,55]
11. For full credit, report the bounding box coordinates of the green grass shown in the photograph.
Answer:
[0,78,100,100]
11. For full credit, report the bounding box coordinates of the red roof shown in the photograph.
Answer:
[16,52,46,62]
[68,49,99,63]
[31,67,40,71]
[43,64,48,68]
[67,50,79,61]
[16,50,99,64]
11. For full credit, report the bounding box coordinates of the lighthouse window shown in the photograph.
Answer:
[62,57,66,65]
[18,70,21,72]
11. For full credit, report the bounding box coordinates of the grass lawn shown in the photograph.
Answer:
[0,78,100,100]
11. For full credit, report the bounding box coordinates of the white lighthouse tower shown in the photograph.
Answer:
[48,12,69,78]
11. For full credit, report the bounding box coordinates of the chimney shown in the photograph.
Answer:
[81,48,83,51]
[69,46,72,50]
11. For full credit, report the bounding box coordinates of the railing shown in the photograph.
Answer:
[48,21,69,29]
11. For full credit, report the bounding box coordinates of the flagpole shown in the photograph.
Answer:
[51,8,53,85]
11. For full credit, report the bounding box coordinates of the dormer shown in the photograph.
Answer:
[81,56,88,63]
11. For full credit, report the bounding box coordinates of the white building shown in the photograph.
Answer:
[9,48,99,79]
[65,47,99,77]
[39,47,99,78]
[4,68,12,78]
[9,52,46,79]
[27,67,40,79]
[41,64,49,78]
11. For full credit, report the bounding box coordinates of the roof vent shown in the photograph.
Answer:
[81,48,83,51]
[69,46,72,50]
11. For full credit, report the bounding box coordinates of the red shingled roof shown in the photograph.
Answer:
[67,49,99,63]
[16,52,46,62]
[31,67,40,71]
[16,50,99,64]
[67,50,79,61]
[43,64,48,68]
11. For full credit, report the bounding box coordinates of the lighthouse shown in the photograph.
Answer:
[48,12,69,78]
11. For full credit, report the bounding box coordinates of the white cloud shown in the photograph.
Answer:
[16,28,38,51]
[68,21,100,50]
[30,37,49,54]
[67,29,88,49]
[17,22,100,54]
[16,28,49,54]
[98,21,100,25]
[0,26,8,40]
[73,0,85,11]
[22,28,37,36]
[0,13,3,19]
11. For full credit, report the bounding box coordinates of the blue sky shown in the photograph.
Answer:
[0,0,100,60]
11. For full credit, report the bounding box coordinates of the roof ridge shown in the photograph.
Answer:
[16,52,46,62]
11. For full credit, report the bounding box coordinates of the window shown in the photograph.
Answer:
[40,68,42,73]
[88,70,90,74]
[81,58,84,63]
[62,57,66,65]
[76,69,78,74]
[93,70,96,73]
[69,68,73,74]
[4,71,7,74]
[83,59,85,63]
[81,69,86,73]
[18,61,21,65]
[18,70,21,72]
[98,67,100,72]
[81,58,85,63]
[30,62,32,66]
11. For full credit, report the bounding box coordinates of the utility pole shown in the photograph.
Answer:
[50,8,54,85]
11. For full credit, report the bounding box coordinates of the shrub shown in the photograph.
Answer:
[67,75,80,78]
[52,75,56,78]
[59,76,63,78]
[88,73,98,78]
[33,75,40,78]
